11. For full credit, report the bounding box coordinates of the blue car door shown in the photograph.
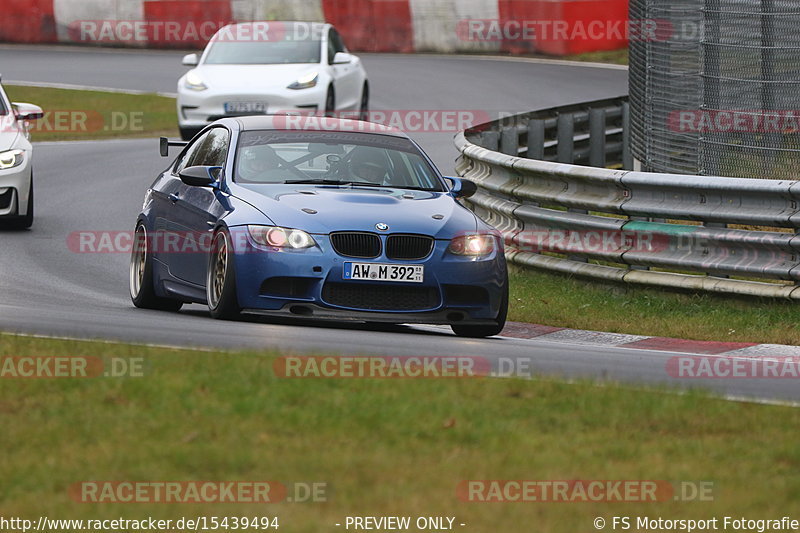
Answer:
[166,127,231,287]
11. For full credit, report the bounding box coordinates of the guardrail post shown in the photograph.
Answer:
[501,127,518,156]
[589,108,607,168]
[622,102,633,170]
[481,131,500,151]
[557,114,574,164]
[527,119,545,160]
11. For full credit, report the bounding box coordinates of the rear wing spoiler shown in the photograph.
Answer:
[160,137,188,157]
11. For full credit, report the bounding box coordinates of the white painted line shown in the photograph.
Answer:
[0,331,216,353]
[5,80,177,98]
[366,52,629,71]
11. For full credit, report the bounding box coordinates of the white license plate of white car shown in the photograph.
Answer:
[344,263,424,283]
[224,102,267,114]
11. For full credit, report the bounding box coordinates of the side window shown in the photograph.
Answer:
[174,131,209,174]
[189,128,230,167]
[327,29,337,64]
[332,29,348,53]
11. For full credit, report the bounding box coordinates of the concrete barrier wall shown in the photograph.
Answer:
[2,0,629,56]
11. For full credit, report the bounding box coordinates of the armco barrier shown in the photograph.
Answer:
[3,0,629,56]
[455,97,800,299]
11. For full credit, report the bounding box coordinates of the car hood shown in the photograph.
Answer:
[230,184,479,238]
[191,64,320,90]
[0,124,20,151]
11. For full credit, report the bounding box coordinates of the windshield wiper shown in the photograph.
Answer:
[284,179,384,187]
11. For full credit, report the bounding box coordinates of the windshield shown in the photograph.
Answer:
[204,40,321,65]
[235,131,445,191]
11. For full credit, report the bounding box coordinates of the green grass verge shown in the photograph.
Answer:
[5,85,178,142]
[1,333,799,531]
[564,48,628,65]
[508,265,800,345]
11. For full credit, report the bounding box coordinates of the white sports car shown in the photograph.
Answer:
[177,21,369,141]
[0,79,42,229]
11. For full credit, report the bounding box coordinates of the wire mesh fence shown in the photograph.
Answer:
[629,0,800,179]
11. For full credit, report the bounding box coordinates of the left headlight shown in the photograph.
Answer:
[448,233,495,256]
[287,72,319,90]
[0,150,24,170]
[248,225,316,249]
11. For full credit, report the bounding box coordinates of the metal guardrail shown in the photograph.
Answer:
[455,96,800,299]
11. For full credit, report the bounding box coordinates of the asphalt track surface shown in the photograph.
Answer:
[1,45,796,402]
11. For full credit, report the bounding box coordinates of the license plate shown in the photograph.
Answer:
[344,263,424,283]
[224,101,267,114]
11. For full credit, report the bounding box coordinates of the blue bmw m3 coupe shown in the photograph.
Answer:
[130,116,507,337]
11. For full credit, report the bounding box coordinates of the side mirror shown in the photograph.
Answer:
[447,177,478,199]
[182,53,200,67]
[332,52,354,65]
[179,166,222,187]
[13,103,44,121]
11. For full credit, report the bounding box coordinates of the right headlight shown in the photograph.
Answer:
[248,226,316,249]
[0,149,24,170]
[184,71,208,92]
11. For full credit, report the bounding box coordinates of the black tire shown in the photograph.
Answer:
[207,229,241,320]
[324,86,336,117]
[451,281,508,338]
[359,82,369,121]
[130,223,183,311]
[7,174,34,230]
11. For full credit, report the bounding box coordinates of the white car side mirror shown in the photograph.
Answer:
[13,103,44,121]
[332,52,354,65]
[182,53,200,67]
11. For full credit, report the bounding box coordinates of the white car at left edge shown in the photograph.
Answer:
[176,21,369,141]
[0,78,43,229]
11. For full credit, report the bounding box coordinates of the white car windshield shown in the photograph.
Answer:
[235,131,445,191]
[204,40,322,65]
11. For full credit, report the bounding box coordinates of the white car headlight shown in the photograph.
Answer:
[184,71,208,91]
[0,150,24,170]
[248,226,316,249]
[448,234,495,256]
[287,72,319,90]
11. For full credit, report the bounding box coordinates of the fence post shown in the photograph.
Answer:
[527,119,545,160]
[622,102,633,170]
[481,131,500,151]
[589,108,607,168]
[557,114,574,164]
[501,127,518,156]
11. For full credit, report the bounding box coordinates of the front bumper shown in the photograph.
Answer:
[177,85,327,128]
[231,231,506,325]
[0,151,32,218]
